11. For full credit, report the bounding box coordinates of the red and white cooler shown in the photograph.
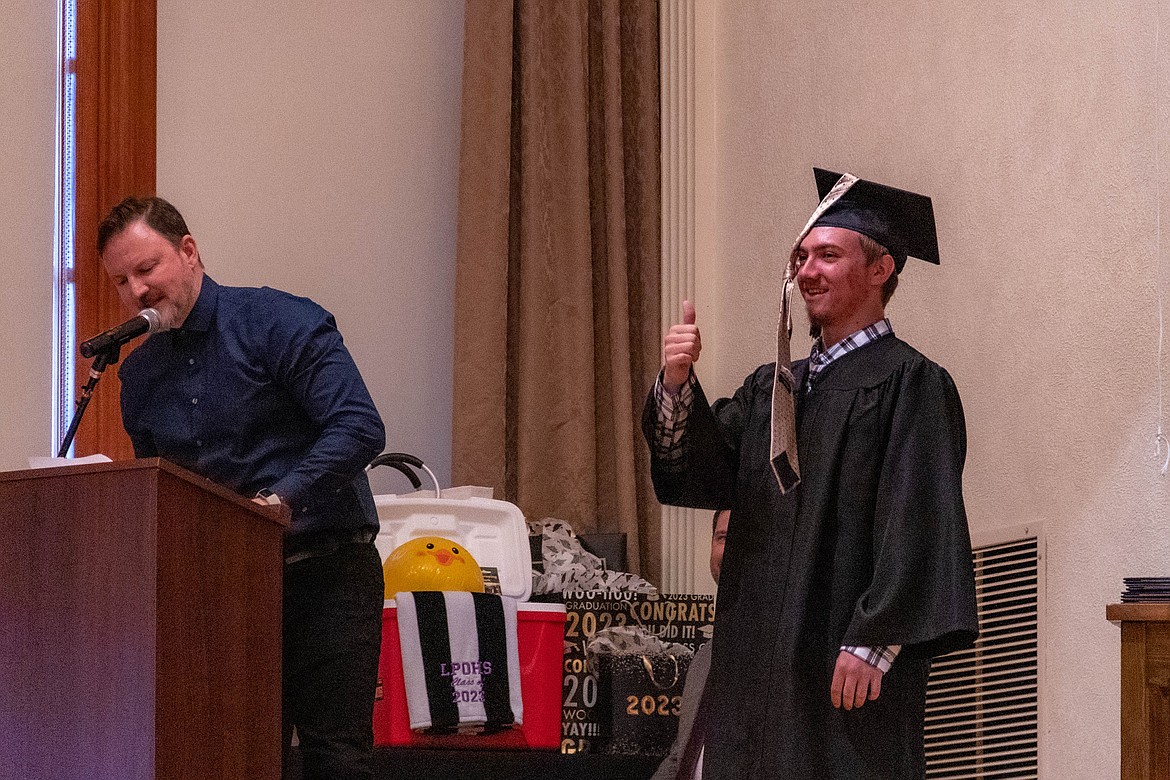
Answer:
[371,490,565,750]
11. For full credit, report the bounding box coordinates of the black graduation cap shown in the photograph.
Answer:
[812,168,940,272]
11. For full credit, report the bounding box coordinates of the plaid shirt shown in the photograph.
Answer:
[650,370,695,470]
[652,319,900,673]
[807,317,893,389]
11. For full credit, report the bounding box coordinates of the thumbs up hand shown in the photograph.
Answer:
[663,299,701,394]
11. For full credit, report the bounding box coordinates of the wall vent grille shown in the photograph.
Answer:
[925,534,1040,779]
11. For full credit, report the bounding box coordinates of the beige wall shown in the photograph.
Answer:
[0,5,58,467]
[701,1,1170,777]
[157,0,465,493]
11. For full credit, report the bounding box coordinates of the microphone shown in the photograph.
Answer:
[79,308,167,358]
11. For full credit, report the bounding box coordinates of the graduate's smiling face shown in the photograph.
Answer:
[101,220,204,330]
[794,227,891,345]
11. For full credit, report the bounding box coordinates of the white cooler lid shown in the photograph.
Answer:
[373,495,533,602]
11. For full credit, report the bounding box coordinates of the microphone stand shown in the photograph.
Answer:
[57,344,121,458]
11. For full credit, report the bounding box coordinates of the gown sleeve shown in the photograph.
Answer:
[641,364,774,511]
[840,358,979,658]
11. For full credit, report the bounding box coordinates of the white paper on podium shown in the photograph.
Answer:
[28,454,113,469]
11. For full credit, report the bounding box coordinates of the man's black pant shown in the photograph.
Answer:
[283,540,384,780]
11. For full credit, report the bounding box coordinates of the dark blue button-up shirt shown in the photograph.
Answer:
[118,275,386,537]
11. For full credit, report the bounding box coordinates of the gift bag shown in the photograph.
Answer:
[594,651,691,756]
[560,596,714,754]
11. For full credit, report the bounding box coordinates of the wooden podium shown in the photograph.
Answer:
[1108,603,1170,780]
[0,459,288,780]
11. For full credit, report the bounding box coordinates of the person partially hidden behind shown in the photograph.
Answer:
[651,508,729,780]
[97,196,386,780]
[643,170,978,779]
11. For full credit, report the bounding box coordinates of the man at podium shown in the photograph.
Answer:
[96,196,387,780]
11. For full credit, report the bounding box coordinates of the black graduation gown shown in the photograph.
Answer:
[643,336,978,780]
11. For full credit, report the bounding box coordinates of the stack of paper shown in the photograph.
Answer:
[1121,577,1170,603]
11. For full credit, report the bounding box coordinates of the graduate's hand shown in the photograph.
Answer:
[830,650,883,710]
[663,299,701,393]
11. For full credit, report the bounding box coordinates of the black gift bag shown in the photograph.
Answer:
[594,652,691,756]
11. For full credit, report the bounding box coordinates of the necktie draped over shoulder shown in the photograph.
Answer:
[770,172,859,493]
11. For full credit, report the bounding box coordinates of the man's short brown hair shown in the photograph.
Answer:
[98,196,191,256]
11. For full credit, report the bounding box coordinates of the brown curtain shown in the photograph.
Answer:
[453,0,662,581]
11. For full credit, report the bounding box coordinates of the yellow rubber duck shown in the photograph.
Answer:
[383,536,486,597]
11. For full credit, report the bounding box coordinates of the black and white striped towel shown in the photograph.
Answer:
[395,591,523,734]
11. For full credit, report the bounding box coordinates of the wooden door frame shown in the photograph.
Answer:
[72,0,156,458]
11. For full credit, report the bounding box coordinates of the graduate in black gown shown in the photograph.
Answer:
[643,170,978,780]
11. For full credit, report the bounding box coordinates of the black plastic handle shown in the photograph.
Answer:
[368,454,422,489]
